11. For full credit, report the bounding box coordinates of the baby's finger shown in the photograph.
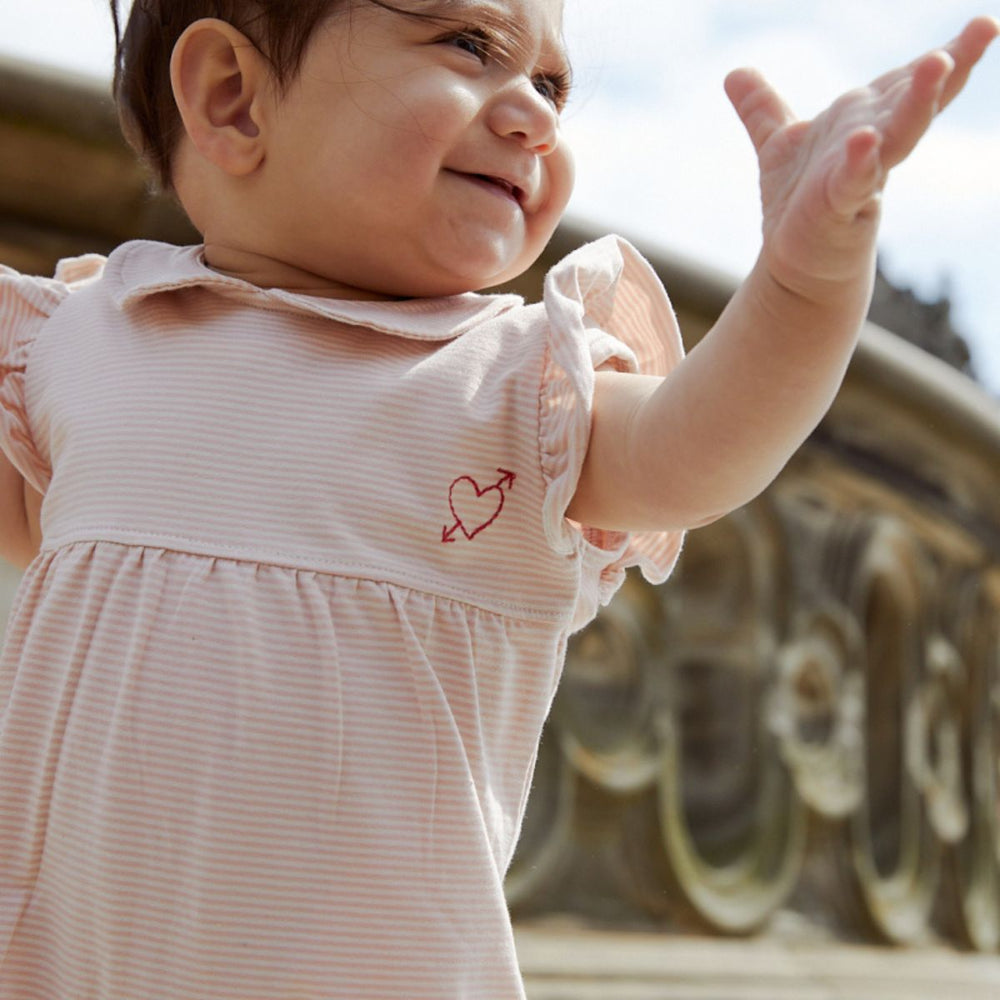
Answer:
[937,16,1000,111]
[827,127,884,219]
[867,17,998,108]
[878,50,952,169]
[724,68,798,154]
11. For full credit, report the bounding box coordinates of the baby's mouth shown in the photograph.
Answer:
[481,175,520,199]
[460,172,526,207]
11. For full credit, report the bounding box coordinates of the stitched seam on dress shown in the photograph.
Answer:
[537,341,569,553]
[536,335,586,565]
[39,532,571,624]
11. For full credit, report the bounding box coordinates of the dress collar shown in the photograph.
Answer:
[103,240,524,342]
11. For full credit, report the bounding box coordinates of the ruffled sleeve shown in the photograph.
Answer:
[538,235,686,627]
[0,255,105,492]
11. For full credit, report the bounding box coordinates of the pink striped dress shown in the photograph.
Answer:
[0,236,683,999]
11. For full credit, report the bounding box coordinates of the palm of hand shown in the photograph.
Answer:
[725,17,998,303]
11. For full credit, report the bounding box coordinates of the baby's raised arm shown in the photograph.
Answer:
[568,17,999,533]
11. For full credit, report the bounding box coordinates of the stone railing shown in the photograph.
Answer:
[0,57,196,275]
[507,321,1000,953]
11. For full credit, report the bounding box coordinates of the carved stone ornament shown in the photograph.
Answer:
[509,372,1000,952]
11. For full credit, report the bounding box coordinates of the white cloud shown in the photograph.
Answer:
[0,0,115,78]
[877,124,1000,383]
[563,0,1000,389]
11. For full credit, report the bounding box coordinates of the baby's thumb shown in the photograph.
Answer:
[724,68,797,154]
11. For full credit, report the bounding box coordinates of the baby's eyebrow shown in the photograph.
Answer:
[413,0,572,71]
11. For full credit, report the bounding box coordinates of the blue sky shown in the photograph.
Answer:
[560,0,1000,388]
[1,0,998,390]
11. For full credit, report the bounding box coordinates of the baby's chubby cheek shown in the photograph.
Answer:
[543,141,576,222]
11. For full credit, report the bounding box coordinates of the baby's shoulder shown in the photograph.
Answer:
[0,254,107,294]
[0,254,107,347]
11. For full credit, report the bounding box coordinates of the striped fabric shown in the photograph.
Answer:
[0,236,684,999]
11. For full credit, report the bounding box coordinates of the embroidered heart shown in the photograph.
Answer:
[442,469,517,544]
[448,476,505,540]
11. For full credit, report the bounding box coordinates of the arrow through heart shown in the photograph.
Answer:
[442,468,517,543]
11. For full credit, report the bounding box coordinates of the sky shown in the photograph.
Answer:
[1,0,998,390]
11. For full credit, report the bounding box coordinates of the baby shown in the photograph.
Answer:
[0,1,995,997]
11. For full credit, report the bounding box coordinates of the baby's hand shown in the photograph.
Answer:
[725,17,999,307]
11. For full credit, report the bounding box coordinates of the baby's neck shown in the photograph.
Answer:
[203,243,403,301]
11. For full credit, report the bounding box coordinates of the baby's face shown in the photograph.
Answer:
[255,0,574,298]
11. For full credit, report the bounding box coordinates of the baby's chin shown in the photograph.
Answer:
[381,220,558,297]
[417,247,550,298]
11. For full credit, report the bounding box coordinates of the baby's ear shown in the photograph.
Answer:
[170,18,269,177]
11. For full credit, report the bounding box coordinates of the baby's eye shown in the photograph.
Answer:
[447,29,493,63]
[533,71,571,112]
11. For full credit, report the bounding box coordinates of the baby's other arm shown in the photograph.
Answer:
[568,17,998,533]
[0,451,41,569]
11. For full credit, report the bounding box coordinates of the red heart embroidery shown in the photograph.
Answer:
[448,476,505,540]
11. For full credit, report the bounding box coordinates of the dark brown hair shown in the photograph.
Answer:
[110,0,345,190]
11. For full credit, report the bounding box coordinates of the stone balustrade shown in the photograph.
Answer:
[507,315,1000,953]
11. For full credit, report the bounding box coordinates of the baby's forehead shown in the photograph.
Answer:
[411,0,569,59]
[405,0,565,33]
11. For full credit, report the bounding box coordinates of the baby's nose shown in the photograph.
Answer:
[488,80,560,154]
